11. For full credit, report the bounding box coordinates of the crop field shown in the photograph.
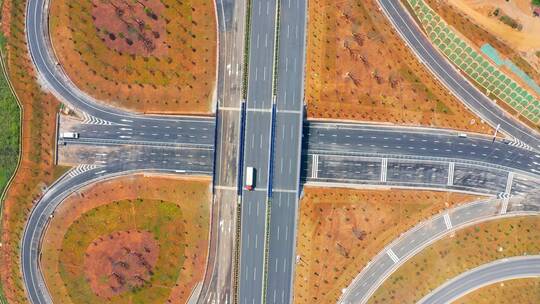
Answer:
[292,187,482,304]
[455,278,540,304]
[305,0,492,134]
[49,0,217,114]
[406,0,540,127]
[0,0,66,302]
[41,174,211,303]
[369,216,540,304]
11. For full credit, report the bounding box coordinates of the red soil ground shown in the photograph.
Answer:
[92,0,168,56]
[84,230,159,298]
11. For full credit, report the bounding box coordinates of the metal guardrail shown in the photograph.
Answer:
[267,102,277,198]
[237,100,247,195]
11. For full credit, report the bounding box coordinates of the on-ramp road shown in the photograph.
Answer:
[419,255,540,304]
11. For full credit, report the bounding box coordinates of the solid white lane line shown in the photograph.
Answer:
[387,249,399,263]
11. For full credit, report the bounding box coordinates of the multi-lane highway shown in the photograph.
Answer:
[419,256,540,304]
[238,0,278,303]
[378,0,540,151]
[265,0,307,303]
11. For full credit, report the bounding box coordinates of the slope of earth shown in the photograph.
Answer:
[369,216,540,304]
[49,0,217,114]
[422,0,540,93]
[305,0,492,134]
[292,187,483,304]
[41,174,211,304]
[454,278,540,304]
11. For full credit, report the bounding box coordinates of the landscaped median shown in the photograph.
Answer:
[41,174,211,303]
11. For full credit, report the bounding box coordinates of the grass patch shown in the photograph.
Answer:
[59,199,187,303]
[369,216,540,303]
[435,100,452,114]
[0,33,19,196]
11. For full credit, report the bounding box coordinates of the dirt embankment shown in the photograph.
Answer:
[424,0,540,91]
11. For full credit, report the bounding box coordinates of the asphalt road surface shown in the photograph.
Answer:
[197,0,247,302]
[265,0,307,303]
[378,0,540,151]
[419,256,540,304]
[305,122,540,176]
[339,196,540,304]
[238,0,278,303]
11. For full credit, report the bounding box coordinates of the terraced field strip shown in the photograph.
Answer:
[406,0,540,125]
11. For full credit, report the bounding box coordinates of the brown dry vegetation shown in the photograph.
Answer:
[422,0,540,90]
[0,0,66,302]
[454,278,540,304]
[369,216,540,304]
[305,0,492,134]
[293,187,483,304]
[41,174,211,303]
[50,0,217,114]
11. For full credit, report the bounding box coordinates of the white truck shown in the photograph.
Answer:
[61,132,79,139]
[245,166,255,191]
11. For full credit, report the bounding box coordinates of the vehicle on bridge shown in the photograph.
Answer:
[245,166,256,191]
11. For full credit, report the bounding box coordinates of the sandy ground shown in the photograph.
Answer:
[305,0,492,134]
[41,174,211,303]
[369,216,540,303]
[293,187,483,304]
[429,0,540,82]
[447,0,540,52]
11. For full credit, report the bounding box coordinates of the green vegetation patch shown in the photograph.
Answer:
[0,33,20,196]
[59,199,188,303]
